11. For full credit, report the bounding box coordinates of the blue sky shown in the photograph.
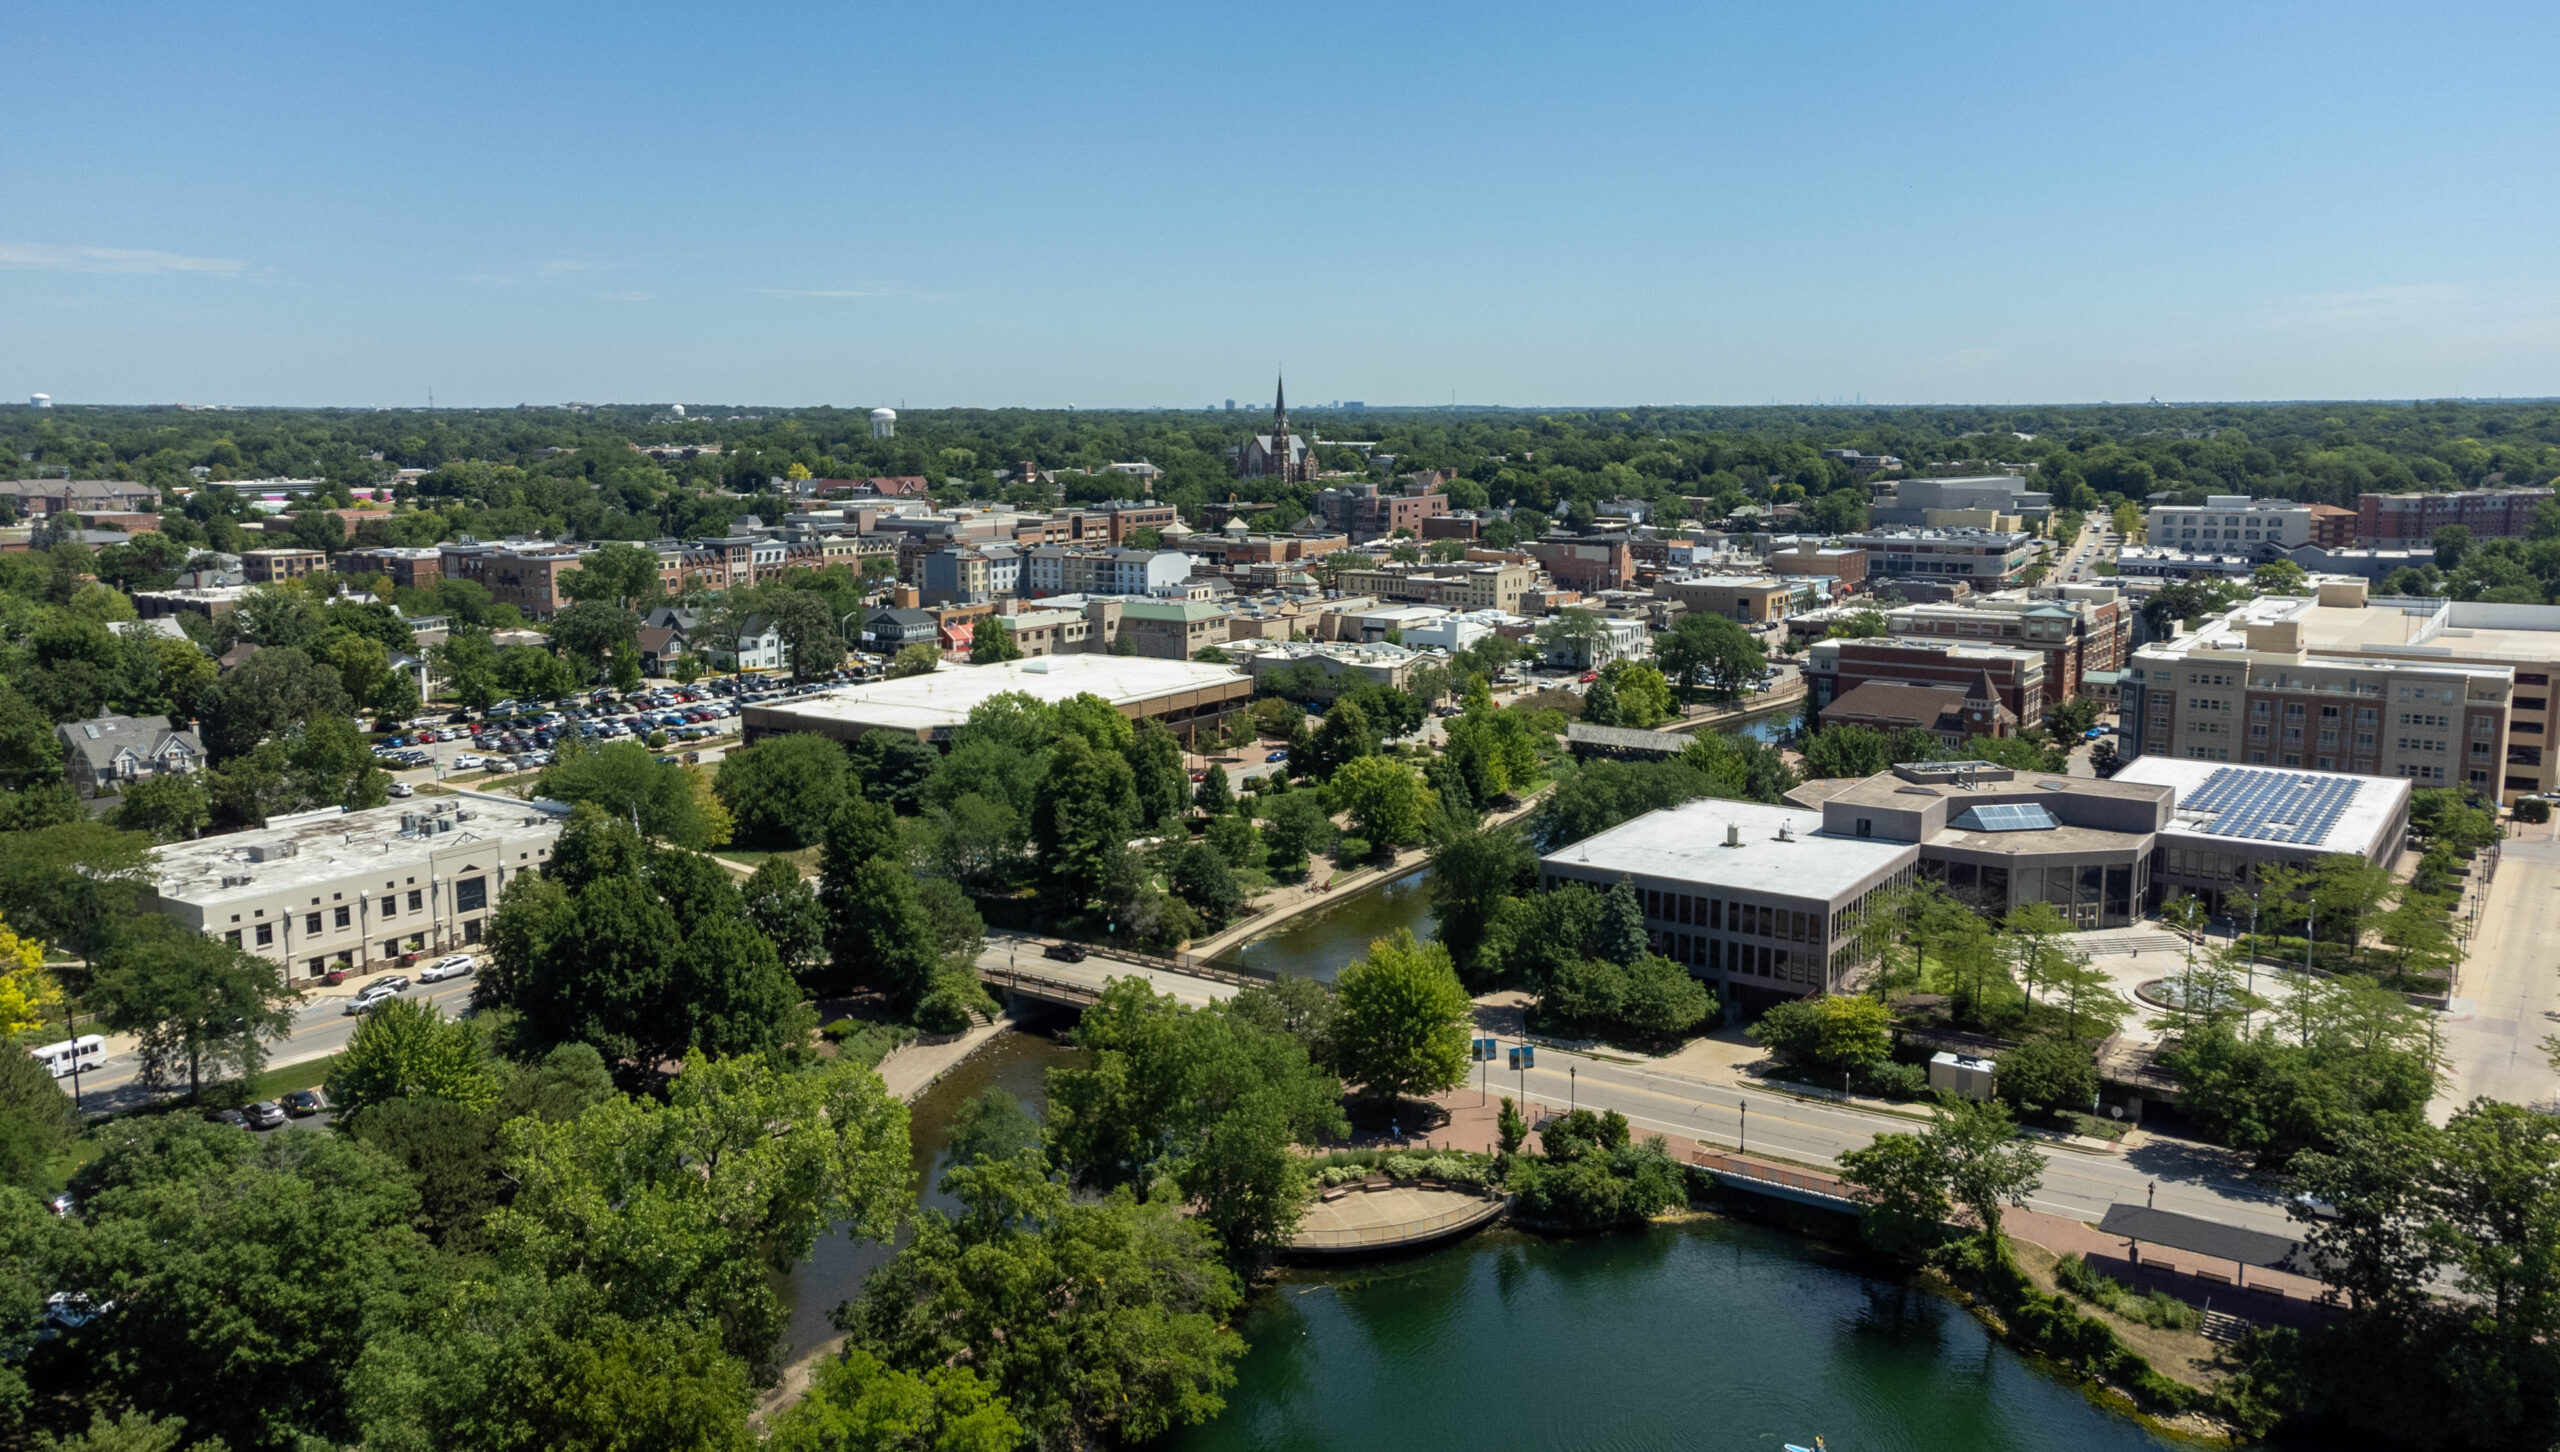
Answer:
[4,1,2555,408]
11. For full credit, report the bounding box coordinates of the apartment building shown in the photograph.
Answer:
[1021,547,1190,599]
[1117,599,1231,660]
[1880,585,2132,702]
[439,539,595,619]
[146,799,563,979]
[1332,561,1537,615]
[242,547,328,583]
[1182,527,1350,569]
[2274,580,2560,801]
[2118,591,2513,792]
[1839,528,2037,588]
[920,546,995,606]
[1539,612,1653,670]
[1313,479,1450,541]
[1804,636,2047,728]
[2357,487,2555,543]
[340,545,445,590]
[1523,536,1637,593]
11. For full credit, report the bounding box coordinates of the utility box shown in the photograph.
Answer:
[1929,1052,1996,1102]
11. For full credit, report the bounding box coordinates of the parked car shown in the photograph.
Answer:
[243,1101,288,1131]
[420,953,473,983]
[1042,942,1089,962]
[372,974,412,995]
[387,781,414,797]
[1266,750,1288,763]
[206,1107,251,1129]
[282,1088,327,1117]
[453,753,486,770]
[47,1192,75,1217]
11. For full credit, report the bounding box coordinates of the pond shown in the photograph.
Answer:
[1167,1218,2187,1452]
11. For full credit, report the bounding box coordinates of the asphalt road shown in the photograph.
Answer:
[60,972,481,1115]
[975,939,2299,1239]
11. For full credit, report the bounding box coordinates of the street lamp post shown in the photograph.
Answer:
[1738,1099,1748,1155]
[1569,1065,1576,1115]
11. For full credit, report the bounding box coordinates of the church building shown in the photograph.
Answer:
[1232,377,1316,483]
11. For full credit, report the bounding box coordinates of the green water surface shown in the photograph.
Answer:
[1169,1219,2183,1452]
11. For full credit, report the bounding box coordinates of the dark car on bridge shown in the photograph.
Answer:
[1042,942,1089,963]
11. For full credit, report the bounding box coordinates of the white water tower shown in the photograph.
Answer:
[29,394,51,409]
[869,406,896,439]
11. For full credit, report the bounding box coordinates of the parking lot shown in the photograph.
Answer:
[370,666,877,787]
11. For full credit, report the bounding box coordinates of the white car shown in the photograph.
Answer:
[387,781,414,798]
[419,954,474,983]
[343,986,397,1016]
[453,753,487,770]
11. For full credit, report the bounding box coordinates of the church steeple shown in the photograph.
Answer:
[1272,373,1287,441]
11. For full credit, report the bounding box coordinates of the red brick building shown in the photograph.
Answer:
[2358,488,2553,542]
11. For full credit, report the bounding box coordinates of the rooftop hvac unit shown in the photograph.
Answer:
[220,873,253,888]
[244,841,298,862]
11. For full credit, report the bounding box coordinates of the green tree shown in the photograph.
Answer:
[549,600,642,683]
[1995,1037,2097,1118]
[0,1039,79,1188]
[847,1153,1244,1447]
[1426,822,1538,978]
[713,732,853,848]
[1124,721,1189,828]
[1655,613,1765,699]
[195,645,351,762]
[63,1117,434,1449]
[1327,753,1431,854]
[326,995,502,1121]
[1170,842,1245,929]
[559,541,665,609]
[1192,762,1234,816]
[968,617,1023,664]
[1836,1130,1953,1257]
[2252,558,2311,594]
[1030,734,1138,909]
[1799,724,1893,779]
[768,1346,1022,1452]
[887,643,941,679]
[89,917,299,1100]
[1330,929,1471,1103]
[742,856,829,973]
[492,1053,911,1378]
[537,737,721,848]
[764,588,850,681]
[107,772,210,842]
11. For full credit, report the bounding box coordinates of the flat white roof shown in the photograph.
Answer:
[754,655,1247,734]
[151,799,562,907]
[2108,756,2410,857]
[1541,798,1916,903]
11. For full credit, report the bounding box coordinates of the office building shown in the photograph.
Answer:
[1762,540,1869,591]
[1313,478,1452,541]
[2110,756,2412,908]
[439,539,595,620]
[1870,476,2052,528]
[147,798,563,979]
[1332,561,1537,615]
[340,545,446,590]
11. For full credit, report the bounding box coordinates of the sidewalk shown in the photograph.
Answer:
[871,1015,1015,1101]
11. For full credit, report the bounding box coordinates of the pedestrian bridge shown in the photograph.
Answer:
[974,940,1255,1011]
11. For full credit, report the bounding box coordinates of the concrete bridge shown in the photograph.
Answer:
[972,934,1253,1010]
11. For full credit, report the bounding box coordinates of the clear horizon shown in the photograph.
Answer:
[6,1,2556,409]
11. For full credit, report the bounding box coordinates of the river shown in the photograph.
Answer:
[787,705,2187,1446]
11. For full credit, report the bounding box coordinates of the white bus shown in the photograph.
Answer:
[32,1036,104,1080]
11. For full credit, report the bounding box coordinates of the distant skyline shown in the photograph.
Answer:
[4,1,2555,409]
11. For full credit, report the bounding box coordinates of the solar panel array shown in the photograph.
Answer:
[2182,767,2363,846]
[1951,802,2061,833]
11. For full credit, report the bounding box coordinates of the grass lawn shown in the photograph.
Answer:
[254,1053,342,1100]
[716,845,822,877]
